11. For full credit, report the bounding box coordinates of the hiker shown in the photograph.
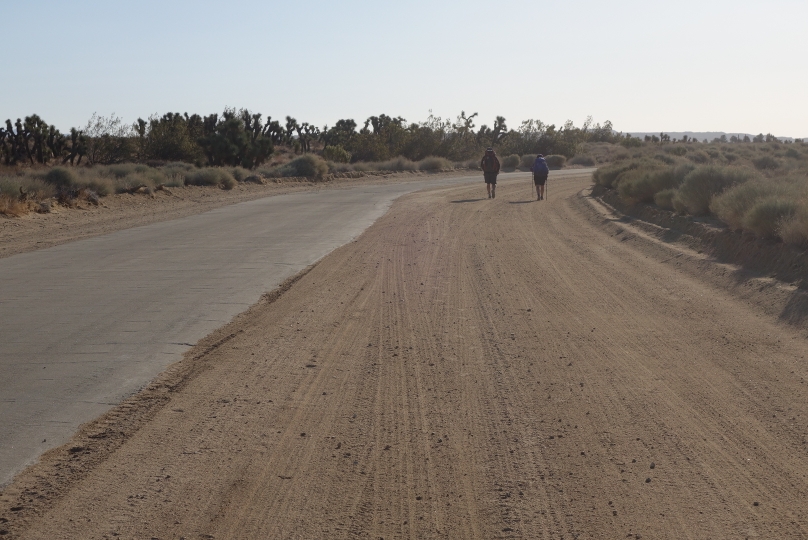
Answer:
[481,147,500,199]
[531,153,549,201]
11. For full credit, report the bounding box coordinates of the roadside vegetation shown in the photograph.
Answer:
[593,139,808,247]
[0,109,625,216]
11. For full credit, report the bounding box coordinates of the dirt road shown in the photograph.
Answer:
[2,171,807,539]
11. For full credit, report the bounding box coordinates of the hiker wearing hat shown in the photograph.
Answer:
[480,147,500,199]
[531,154,550,201]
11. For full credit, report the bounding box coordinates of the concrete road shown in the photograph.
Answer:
[0,170,586,486]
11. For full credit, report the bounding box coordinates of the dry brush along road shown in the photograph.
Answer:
[2,171,808,539]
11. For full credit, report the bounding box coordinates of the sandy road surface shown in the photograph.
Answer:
[2,171,808,539]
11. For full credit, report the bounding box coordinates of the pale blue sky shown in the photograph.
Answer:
[3,0,806,137]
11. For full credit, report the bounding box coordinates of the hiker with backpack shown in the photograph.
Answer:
[531,154,549,201]
[480,147,500,199]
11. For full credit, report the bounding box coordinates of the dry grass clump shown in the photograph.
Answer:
[545,155,566,168]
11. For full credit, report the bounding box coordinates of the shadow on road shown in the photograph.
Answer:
[508,201,535,205]
[450,199,487,203]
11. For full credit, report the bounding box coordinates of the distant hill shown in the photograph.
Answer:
[627,132,804,143]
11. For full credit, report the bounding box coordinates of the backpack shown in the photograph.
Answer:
[482,154,499,173]
[532,157,549,174]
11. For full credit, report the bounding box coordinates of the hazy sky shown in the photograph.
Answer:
[3,0,806,137]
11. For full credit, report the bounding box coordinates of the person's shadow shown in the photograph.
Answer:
[508,200,534,205]
[450,198,486,203]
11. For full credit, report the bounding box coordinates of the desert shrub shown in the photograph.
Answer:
[379,156,418,171]
[501,154,520,171]
[230,167,252,182]
[593,159,652,188]
[105,163,146,178]
[322,145,351,163]
[779,208,808,246]
[327,162,355,174]
[418,156,452,171]
[185,168,237,189]
[742,197,799,238]
[723,152,739,163]
[464,158,481,170]
[44,167,79,188]
[81,175,115,196]
[263,154,330,179]
[0,194,29,216]
[752,155,781,170]
[673,165,758,215]
[0,175,55,200]
[710,182,775,230]
[785,147,802,159]
[520,155,536,170]
[705,148,721,159]
[350,162,372,172]
[653,153,676,165]
[568,154,596,166]
[545,155,566,168]
[665,146,688,156]
[687,151,709,164]
[654,188,677,210]
[618,163,694,204]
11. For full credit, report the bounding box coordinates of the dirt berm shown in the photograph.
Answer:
[1,172,807,539]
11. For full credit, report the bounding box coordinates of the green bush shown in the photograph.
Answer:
[44,167,79,188]
[785,147,802,159]
[654,188,677,210]
[501,154,520,171]
[743,197,799,238]
[418,156,452,171]
[545,155,566,168]
[673,165,759,215]
[322,145,351,163]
